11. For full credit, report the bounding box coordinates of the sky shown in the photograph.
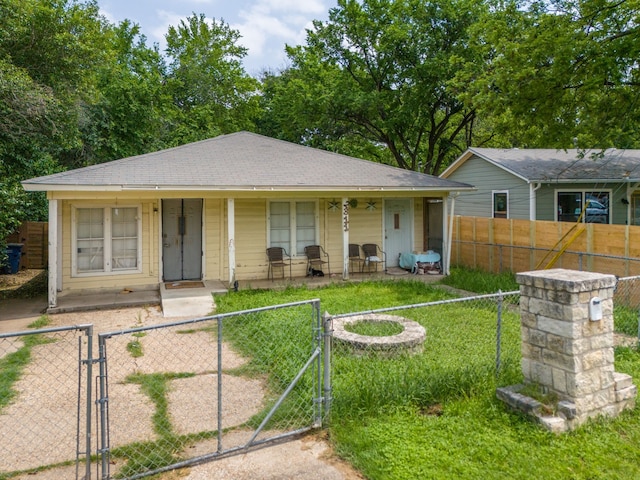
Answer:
[99,0,336,76]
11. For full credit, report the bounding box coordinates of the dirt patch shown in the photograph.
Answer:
[0,269,46,299]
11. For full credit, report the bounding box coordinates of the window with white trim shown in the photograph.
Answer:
[268,200,318,255]
[556,191,610,224]
[73,206,141,275]
[492,191,508,219]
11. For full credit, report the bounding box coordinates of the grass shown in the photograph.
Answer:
[213,274,640,480]
[441,267,519,293]
[115,372,196,478]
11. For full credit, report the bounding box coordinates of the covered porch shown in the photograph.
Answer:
[46,268,444,317]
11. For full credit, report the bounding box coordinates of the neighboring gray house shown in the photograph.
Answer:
[440,148,640,225]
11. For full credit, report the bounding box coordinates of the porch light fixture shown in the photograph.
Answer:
[328,200,340,212]
[366,200,377,211]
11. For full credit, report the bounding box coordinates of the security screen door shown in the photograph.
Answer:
[162,199,203,282]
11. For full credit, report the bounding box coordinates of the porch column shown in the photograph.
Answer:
[442,193,458,275]
[48,199,58,309]
[227,198,236,284]
[342,197,350,280]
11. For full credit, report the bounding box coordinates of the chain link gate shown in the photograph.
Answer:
[0,324,94,479]
[96,299,331,479]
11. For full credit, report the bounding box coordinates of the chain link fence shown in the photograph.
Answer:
[327,291,523,418]
[614,276,640,347]
[3,280,639,478]
[97,299,325,479]
[0,324,94,479]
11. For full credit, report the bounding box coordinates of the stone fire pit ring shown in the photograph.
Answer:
[332,313,426,354]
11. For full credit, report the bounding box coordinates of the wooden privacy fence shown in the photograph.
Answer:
[451,216,640,277]
[6,222,48,269]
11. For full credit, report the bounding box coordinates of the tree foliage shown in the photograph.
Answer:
[259,0,489,175]
[462,0,640,149]
[0,2,260,249]
[164,14,260,145]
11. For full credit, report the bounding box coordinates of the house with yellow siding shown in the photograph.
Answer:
[22,131,473,309]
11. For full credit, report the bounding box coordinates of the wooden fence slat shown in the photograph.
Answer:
[452,216,640,277]
[3,222,48,270]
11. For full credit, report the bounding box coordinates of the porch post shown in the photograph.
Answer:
[444,193,457,276]
[48,198,58,309]
[227,198,236,285]
[342,197,350,280]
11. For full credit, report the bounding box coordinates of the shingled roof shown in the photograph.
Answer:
[23,131,472,193]
[442,147,640,183]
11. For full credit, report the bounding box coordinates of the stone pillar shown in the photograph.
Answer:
[501,268,636,432]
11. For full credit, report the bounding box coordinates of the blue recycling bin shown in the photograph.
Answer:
[2,243,23,274]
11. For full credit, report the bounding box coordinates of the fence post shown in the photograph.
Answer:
[323,312,333,422]
[83,325,93,480]
[495,290,503,376]
[637,308,640,350]
[97,337,110,480]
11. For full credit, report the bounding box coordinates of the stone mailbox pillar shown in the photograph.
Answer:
[497,268,636,432]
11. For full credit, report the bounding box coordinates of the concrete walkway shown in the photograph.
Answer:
[160,280,226,317]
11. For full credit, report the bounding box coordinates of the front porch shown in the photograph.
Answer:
[47,268,444,316]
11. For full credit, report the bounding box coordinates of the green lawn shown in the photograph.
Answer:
[215,277,640,480]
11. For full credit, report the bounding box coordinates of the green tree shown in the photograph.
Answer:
[463,0,640,149]
[261,0,488,174]
[164,14,261,145]
[0,58,62,260]
[81,20,171,162]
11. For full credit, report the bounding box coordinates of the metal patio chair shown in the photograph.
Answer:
[362,243,386,272]
[304,244,330,277]
[348,243,365,273]
[266,247,292,280]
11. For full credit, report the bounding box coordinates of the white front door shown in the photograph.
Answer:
[384,199,412,267]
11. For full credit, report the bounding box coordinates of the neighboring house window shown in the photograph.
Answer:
[268,201,317,255]
[632,193,640,226]
[556,191,610,224]
[73,206,141,275]
[492,191,508,219]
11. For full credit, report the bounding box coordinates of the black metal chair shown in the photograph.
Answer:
[266,247,291,280]
[362,243,386,272]
[304,245,330,276]
[348,243,365,273]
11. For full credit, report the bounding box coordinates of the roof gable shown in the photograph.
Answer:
[443,147,640,183]
[23,131,472,193]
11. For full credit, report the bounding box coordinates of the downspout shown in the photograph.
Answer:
[530,182,541,221]
[445,193,459,276]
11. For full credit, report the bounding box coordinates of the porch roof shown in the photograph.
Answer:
[23,131,473,194]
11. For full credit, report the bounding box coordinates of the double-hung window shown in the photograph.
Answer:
[268,201,318,255]
[73,206,141,275]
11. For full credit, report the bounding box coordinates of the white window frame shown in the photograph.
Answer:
[554,189,612,224]
[267,200,319,256]
[492,190,509,219]
[71,204,142,277]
